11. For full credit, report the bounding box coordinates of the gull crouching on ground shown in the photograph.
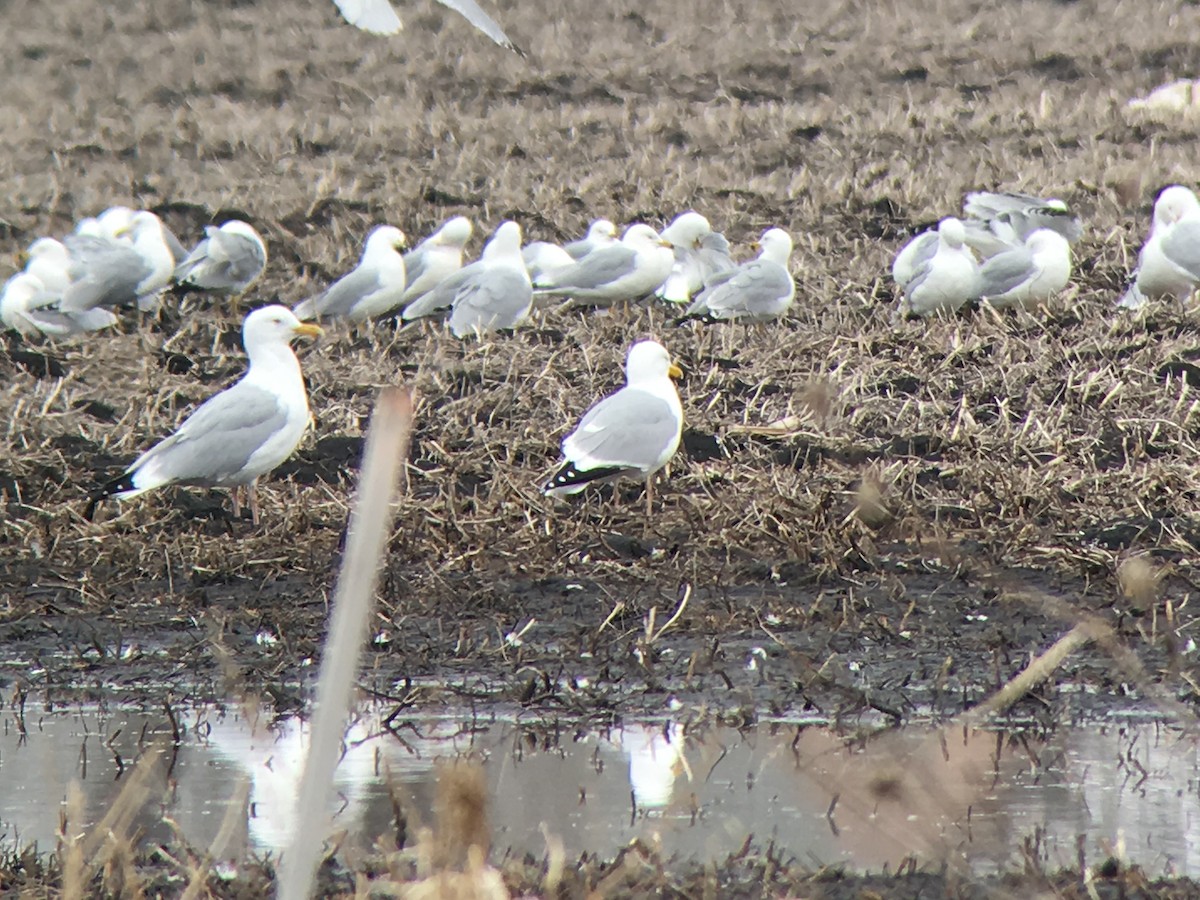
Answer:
[21,238,71,294]
[896,217,981,318]
[681,228,795,322]
[401,221,532,337]
[543,339,684,515]
[1119,184,1200,310]
[399,216,473,316]
[564,219,618,259]
[61,211,176,313]
[174,220,268,297]
[977,229,1072,311]
[85,306,322,525]
[1,273,117,338]
[533,224,674,308]
[294,225,408,322]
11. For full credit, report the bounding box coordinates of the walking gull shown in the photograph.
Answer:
[682,228,795,322]
[399,216,473,315]
[1119,185,1200,310]
[294,225,408,321]
[331,0,520,52]
[533,224,674,307]
[85,306,322,524]
[543,339,684,515]
[174,220,268,296]
[978,229,1071,311]
[402,221,532,337]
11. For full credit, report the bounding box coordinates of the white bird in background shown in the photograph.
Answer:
[294,225,408,322]
[896,217,981,318]
[657,213,736,304]
[399,216,474,315]
[173,220,268,297]
[85,306,323,525]
[961,190,1083,258]
[564,219,618,260]
[331,0,520,53]
[75,206,188,264]
[522,240,576,284]
[682,228,795,322]
[61,211,176,313]
[977,229,1072,311]
[544,340,684,515]
[1,273,117,339]
[533,224,675,307]
[1119,185,1200,310]
[402,221,532,337]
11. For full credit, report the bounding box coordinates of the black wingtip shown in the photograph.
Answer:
[542,462,624,494]
[84,472,135,521]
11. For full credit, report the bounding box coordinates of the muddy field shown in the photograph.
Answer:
[4,0,1200,894]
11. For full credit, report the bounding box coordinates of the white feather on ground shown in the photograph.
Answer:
[543,340,684,512]
[85,306,323,524]
[294,225,408,321]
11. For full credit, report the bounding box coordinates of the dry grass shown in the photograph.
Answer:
[2,0,1200,726]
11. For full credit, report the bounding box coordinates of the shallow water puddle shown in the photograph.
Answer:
[0,704,1197,876]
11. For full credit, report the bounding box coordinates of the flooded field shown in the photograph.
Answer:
[4,703,1200,880]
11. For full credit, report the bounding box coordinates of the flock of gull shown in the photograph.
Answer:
[3,183,1197,522]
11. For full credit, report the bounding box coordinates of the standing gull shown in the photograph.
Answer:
[294,225,408,322]
[543,340,684,515]
[399,216,473,315]
[331,0,520,52]
[174,220,268,297]
[1119,185,1200,310]
[896,218,981,318]
[61,211,175,313]
[402,221,532,337]
[85,306,322,524]
[682,228,795,322]
[533,224,675,308]
[977,229,1071,311]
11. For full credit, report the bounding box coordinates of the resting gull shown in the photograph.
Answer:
[682,228,795,322]
[1,273,117,338]
[978,229,1071,310]
[294,225,408,321]
[399,216,473,315]
[174,220,268,296]
[533,224,674,307]
[402,221,532,336]
[85,306,322,524]
[543,339,684,514]
[896,218,981,318]
[564,219,618,260]
[61,211,176,313]
[1119,185,1200,310]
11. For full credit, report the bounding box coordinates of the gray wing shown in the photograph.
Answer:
[402,264,473,319]
[1003,208,1082,244]
[298,265,384,319]
[433,0,520,52]
[565,388,678,468]
[696,239,735,283]
[892,232,938,285]
[448,269,533,337]
[211,231,266,284]
[687,261,792,318]
[1160,220,1200,279]
[134,382,289,486]
[173,229,215,282]
[536,245,638,291]
[401,245,431,286]
[963,191,1054,219]
[61,235,149,311]
[978,246,1036,297]
[564,237,593,259]
[162,225,188,265]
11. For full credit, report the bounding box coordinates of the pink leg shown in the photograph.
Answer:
[231,486,243,520]
[249,480,261,526]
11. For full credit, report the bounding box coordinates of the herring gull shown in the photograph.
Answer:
[174,220,268,296]
[896,218,981,318]
[85,306,322,524]
[1,273,117,338]
[294,225,408,321]
[61,211,175,313]
[977,229,1071,310]
[682,228,794,322]
[399,216,473,315]
[532,224,674,307]
[1119,185,1200,310]
[564,219,618,260]
[543,339,684,514]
